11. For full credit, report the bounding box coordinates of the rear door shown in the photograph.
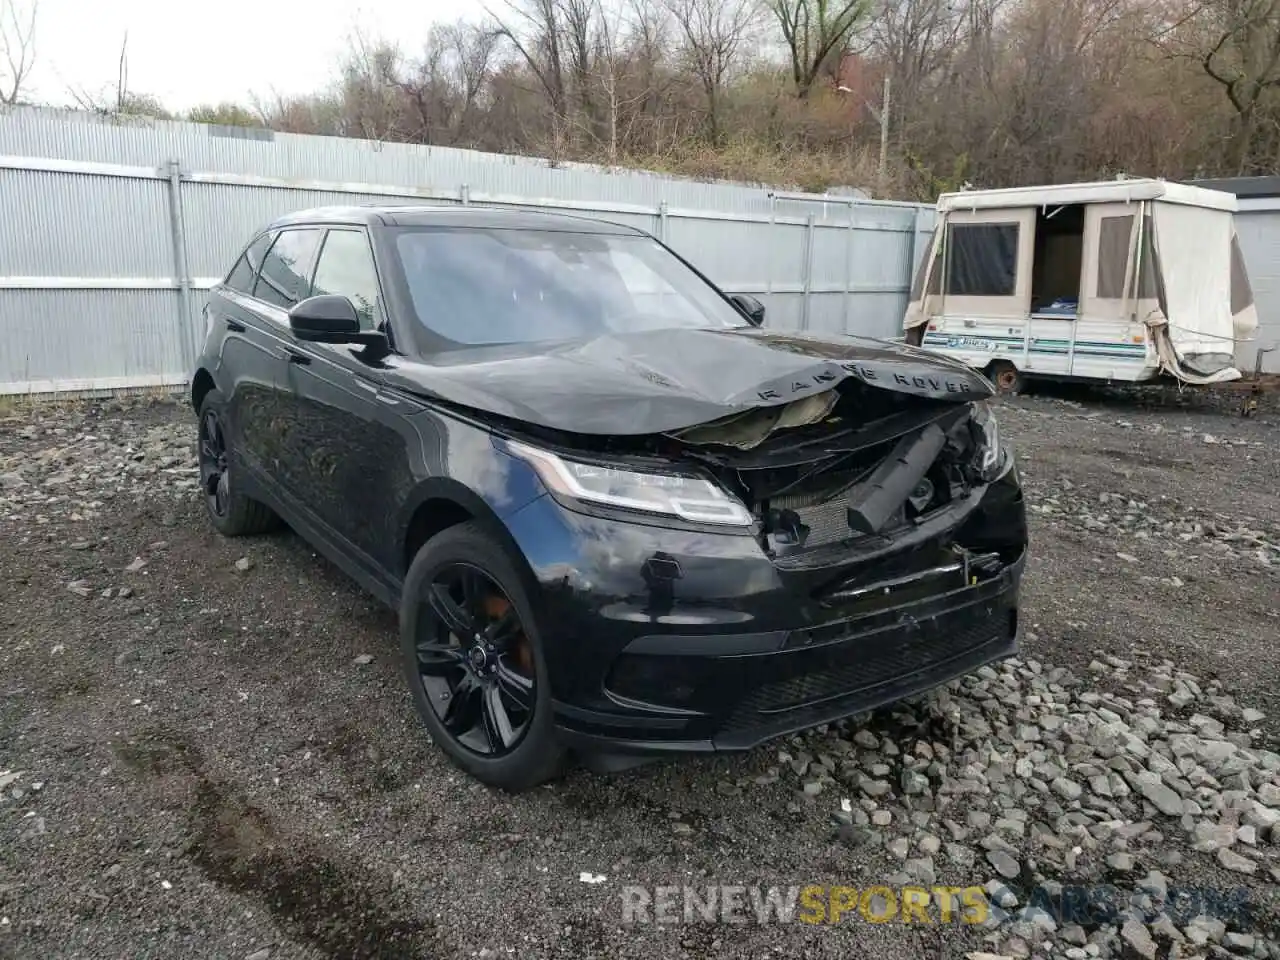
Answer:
[207,230,300,485]
[229,227,325,491]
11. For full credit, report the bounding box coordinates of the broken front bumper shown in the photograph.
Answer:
[502,457,1028,755]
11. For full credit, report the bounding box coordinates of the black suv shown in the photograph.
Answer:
[193,205,1028,790]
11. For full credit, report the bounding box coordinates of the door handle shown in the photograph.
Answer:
[225,319,246,332]
[286,349,311,366]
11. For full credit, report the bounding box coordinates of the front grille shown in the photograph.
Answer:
[721,608,1012,731]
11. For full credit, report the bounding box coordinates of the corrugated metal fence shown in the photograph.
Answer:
[0,107,934,395]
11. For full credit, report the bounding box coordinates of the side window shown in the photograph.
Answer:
[253,229,323,309]
[1096,215,1134,299]
[224,233,273,294]
[945,223,1018,297]
[311,229,382,330]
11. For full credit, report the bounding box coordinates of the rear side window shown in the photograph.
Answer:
[311,229,382,329]
[253,229,323,309]
[1096,215,1134,299]
[224,233,272,294]
[945,223,1018,297]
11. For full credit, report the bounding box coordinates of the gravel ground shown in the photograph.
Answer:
[1,387,1278,960]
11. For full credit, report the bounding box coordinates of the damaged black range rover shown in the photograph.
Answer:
[193,205,1028,790]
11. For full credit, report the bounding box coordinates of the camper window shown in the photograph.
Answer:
[945,223,1018,297]
[1097,215,1134,299]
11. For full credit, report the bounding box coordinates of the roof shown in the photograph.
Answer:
[936,178,1237,213]
[268,204,647,235]
[1185,176,1280,199]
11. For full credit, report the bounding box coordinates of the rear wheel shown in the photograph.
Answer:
[400,522,565,791]
[986,360,1024,396]
[196,389,280,536]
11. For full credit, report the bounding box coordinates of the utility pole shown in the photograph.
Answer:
[878,75,891,197]
[837,74,892,197]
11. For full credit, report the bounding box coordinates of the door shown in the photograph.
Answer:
[282,227,418,577]
[209,230,312,487]
[1074,203,1150,378]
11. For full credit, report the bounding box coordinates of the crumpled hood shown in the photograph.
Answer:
[380,327,993,435]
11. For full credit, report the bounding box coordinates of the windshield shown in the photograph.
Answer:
[391,227,747,347]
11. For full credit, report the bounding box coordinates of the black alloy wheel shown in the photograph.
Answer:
[194,388,280,537]
[414,563,536,756]
[198,409,231,519]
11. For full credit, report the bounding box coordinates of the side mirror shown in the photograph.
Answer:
[729,293,766,327]
[288,295,362,343]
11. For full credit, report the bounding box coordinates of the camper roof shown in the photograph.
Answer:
[936,178,1237,214]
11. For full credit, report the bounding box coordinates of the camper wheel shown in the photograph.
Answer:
[986,361,1024,396]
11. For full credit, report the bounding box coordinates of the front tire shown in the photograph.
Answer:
[399,522,566,791]
[196,388,281,537]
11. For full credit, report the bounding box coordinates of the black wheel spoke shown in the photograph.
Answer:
[483,683,518,749]
[428,583,475,639]
[416,640,463,675]
[495,661,534,711]
[205,413,223,449]
[441,673,482,734]
[214,474,230,516]
[457,568,487,622]
[199,412,231,518]
[484,607,520,646]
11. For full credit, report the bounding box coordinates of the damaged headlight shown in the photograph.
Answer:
[505,439,753,526]
[969,401,1011,482]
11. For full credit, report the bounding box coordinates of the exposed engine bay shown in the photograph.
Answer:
[497,379,1006,560]
[664,383,996,553]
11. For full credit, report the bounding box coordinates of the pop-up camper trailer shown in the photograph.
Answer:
[902,179,1259,392]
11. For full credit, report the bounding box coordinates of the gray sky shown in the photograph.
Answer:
[24,0,483,111]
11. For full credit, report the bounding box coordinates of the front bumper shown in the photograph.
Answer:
[555,549,1022,754]
[499,457,1027,755]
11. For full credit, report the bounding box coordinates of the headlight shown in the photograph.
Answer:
[505,439,753,526]
[969,401,1010,482]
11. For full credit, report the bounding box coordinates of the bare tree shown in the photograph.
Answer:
[663,0,755,142]
[388,22,500,145]
[627,0,674,149]
[767,0,873,98]
[490,0,573,156]
[0,0,36,105]
[66,31,168,119]
[1197,0,1280,172]
[337,30,405,141]
[869,0,963,124]
[444,21,501,138]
